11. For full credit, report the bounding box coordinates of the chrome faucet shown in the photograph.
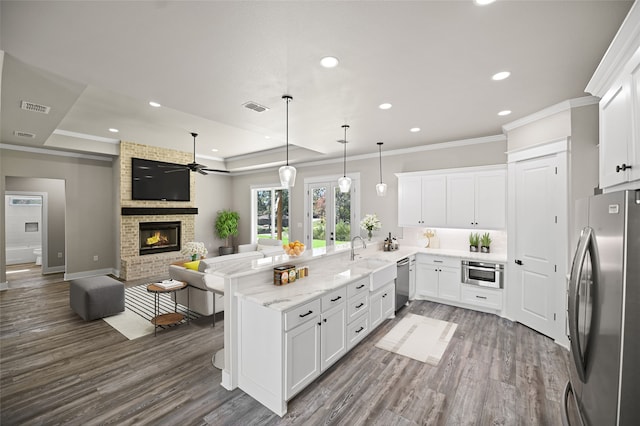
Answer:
[350,235,367,261]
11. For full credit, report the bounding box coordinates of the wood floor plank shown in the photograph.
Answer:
[1,266,570,425]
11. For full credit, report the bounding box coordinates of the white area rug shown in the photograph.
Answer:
[103,284,199,340]
[375,313,457,366]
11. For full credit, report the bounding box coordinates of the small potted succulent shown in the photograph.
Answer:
[480,232,492,253]
[469,232,479,252]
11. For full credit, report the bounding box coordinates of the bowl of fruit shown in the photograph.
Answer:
[283,240,306,256]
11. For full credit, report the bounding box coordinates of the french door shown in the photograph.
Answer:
[305,178,359,249]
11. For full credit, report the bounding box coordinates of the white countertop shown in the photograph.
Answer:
[231,243,507,312]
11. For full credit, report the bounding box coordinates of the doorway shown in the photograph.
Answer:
[304,175,360,250]
[507,140,568,342]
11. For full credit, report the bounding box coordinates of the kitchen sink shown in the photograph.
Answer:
[350,257,397,291]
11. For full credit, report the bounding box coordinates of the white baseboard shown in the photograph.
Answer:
[43,265,65,274]
[64,268,118,281]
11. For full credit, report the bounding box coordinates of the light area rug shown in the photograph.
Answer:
[103,284,200,340]
[375,313,457,366]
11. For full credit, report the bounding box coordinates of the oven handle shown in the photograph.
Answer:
[464,265,499,272]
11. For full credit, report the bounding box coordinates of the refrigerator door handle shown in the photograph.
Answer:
[562,380,585,426]
[568,226,593,383]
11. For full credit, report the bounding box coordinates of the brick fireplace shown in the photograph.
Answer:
[119,141,196,281]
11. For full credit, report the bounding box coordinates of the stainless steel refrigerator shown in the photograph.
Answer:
[563,190,640,425]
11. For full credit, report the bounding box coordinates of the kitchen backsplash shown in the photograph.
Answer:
[397,227,507,254]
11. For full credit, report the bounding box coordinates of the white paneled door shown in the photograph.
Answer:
[513,155,559,339]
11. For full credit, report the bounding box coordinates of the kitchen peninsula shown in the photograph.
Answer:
[207,242,506,416]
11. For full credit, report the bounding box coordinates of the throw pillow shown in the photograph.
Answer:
[183,260,200,271]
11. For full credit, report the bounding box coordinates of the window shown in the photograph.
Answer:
[252,186,290,244]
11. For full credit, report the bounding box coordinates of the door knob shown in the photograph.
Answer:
[515,259,523,265]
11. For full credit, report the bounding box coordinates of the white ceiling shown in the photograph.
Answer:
[0,0,633,171]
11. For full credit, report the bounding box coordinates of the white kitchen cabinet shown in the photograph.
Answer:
[461,284,503,310]
[397,166,506,230]
[370,281,395,329]
[586,6,640,191]
[397,175,447,227]
[415,254,461,302]
[285,313,321,399]
[409,255,416,300]
[446,170,506,229]
[320,302,347,371]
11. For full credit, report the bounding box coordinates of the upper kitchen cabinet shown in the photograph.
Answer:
[586,2,640,191]
[397,175,447,227]
[446,170,506,229]
[397,165,506,230]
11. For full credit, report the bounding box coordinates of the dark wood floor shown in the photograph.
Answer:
[1,264,570,425]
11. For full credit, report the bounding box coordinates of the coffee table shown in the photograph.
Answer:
[146,281,189,336]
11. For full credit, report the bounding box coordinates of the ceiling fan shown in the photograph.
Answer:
[171,132,229,175]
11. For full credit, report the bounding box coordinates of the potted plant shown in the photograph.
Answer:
[469,232,479,252]
[480,232,492,253]
[215,209,239,256]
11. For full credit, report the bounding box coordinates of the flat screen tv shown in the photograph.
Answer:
[131,157,190,201]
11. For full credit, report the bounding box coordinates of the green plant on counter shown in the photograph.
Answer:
[480,232,492,248]
[469,232,480,247]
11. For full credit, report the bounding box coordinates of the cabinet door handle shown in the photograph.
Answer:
[434,260,443,263]
[330,296,342,302]
[355,326,364,333]
[475,295,487,300]
[356,302,364,309]
[323,318,327,323]
[318,322,322,326]
[616,163,632,172]
[299,310,313,318]
[382,293,388,298]
[515,259,523,265]
[356,284,365,290]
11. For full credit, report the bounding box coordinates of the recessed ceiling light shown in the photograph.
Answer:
[474,0,496,5]
[320,56,339,68]
[149,101,161,108]
[265,136,271,140]
[211,148,219,152]
[108,128,119,133]
[498,110,512,116]
[492,71,511,81]
[410,127,421,133]
[379,103,392,110]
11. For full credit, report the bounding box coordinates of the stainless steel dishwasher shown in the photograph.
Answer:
[396,258,410,311]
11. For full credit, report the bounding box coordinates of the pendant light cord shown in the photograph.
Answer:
[378,142,383,183]
[342,124,349,177]
[284,95,291,166]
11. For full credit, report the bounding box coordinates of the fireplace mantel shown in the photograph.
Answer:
[121,207,198,216]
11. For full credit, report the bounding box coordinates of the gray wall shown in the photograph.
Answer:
[231,139,507,245]
[194,172,234,256]
[5,176,66,269]
[1,149,116,280]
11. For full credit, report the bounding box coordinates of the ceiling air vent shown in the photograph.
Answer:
[21,100,51,114]
[242,101,269,113]
[14,130,36,138]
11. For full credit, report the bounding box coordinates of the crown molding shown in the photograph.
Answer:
[501,96,599,133]
[585,1,640,97]
[0,143,114,162]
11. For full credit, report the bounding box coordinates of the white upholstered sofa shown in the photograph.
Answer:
[169,239,283,316]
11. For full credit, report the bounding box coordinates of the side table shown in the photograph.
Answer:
[146,281,189,336]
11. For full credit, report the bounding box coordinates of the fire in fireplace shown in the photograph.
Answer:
[139,221,181,255]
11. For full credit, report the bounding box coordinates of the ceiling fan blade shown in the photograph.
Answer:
[197,169,208,175]
[201,168,230,174]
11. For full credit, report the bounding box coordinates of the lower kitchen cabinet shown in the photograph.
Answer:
[415,254,460,301]
[370,281,395,329]
[237,274,394,417]
[461,284,503,310]
[320,302,347,371]
[285,313,321,398]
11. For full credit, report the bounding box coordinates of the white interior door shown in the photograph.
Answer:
[513,155,559,338]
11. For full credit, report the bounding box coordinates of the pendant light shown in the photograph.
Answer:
[278,94,296,188]
[376,142,387,197]
[338,124,352,193]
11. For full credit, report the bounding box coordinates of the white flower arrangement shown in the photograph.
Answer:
[181,241,208,258]
[360,214,382,232]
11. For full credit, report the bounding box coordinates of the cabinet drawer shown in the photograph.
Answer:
[347,314,369,350]
[284,299,321,331]
[417,255,459,268]
[347,292,369,323]
[346,277,369,298]
[321,287,347,312]
[461,285,502,310]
